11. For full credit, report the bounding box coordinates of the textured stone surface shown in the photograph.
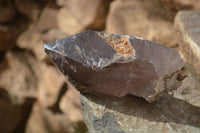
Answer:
[44,31,185,102]
[175,11,200,76]
[58,0,110,35]
[81,87,200,133]
[172,64,200,107]
[81,64,200,133]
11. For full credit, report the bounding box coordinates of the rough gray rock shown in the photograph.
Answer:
[80,63,200,133]
[81,77,200,133]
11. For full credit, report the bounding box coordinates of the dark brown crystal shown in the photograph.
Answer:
[44,31,185,102]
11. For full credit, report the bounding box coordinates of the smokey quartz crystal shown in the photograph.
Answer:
[44,30,185,102]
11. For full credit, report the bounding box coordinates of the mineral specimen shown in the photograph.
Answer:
[44,31,185,102]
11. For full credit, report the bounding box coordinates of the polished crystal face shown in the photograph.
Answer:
[44,30,185,102]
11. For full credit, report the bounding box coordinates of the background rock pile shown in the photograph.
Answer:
[0,0,200,133]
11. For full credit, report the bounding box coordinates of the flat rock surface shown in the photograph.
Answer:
[175,11,200,75]
[44,31,185,102]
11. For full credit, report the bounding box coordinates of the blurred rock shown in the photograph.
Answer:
[26,103,74,133]
[15,0,43,21]
[106,0,200,48]
[159,0,200,12]
[60,84,82,123]
[175,11,200,75]
[17,25,40,49]
[17,5,63,61]
[0,13,28,51]
[17,4,60,47]
[39,0,55,2]
[0,16,28,52]
[58,0,110,35]
[0,0,16,23]
[0,52,7,72]
[0,90,35,133]
[17,25,46,61]
[0,25,17,51]
[42,28,67,44]
[0,50,39,100]
[35,5,59,32]
[81,90,200,133]
[106,0,178,48]
[37,64,66,108]
[58,7,85,35]
[17,26,67,61]
[66,0,110,29]
[56,0,64,6]
[0,50,38,133]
